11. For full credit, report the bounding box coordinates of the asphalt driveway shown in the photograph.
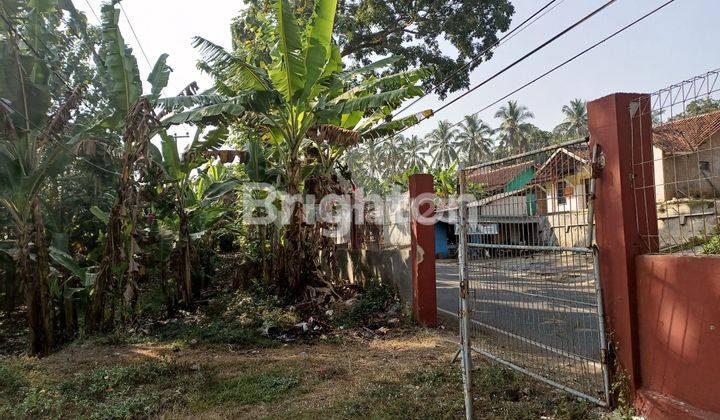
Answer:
[435,257,602,361]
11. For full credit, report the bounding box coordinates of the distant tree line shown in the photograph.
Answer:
[346,98,589,193]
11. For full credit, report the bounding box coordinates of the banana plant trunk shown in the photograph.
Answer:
[86,196,122,333]
[283,165,308,295]
[18,199,56,356]
[178,208,193,306]
[32,199,55,354]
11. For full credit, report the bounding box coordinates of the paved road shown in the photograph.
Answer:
[436,258,602,361]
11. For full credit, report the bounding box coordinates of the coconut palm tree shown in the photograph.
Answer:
[427,120,459,169]
[554,99,588,139]
[494,101,535,154]
[400,135,429,171]
[362,138,385,179]
[457,115,494,165]
[380,135,404,176]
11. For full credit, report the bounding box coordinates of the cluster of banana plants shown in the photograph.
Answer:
[0,0,434,355]
[0,0,242,354]
[158,0,433,299]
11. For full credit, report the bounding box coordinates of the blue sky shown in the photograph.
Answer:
[77,0,719,138]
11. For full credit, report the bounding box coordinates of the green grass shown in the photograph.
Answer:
[295,363,597,420]
[187,369,302,411]
[0,359,202,419]
[1,344,600,419]
[1,358,306,419]
[94,287,297,348]
[0,360,30,399]
[149,319,276,347]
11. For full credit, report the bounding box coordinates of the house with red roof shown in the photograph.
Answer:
[529,144,593,248]
[527,110,720,250]
[652,110,720,202]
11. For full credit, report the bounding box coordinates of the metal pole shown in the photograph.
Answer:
[586,143,600,248]
[593,245,611,405]
[587,143,611,404]
[457,166,474,420]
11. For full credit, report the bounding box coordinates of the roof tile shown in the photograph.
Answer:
[653,110,720,153]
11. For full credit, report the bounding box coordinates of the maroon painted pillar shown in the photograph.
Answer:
[409,174,437,327]
[588,93,659,399]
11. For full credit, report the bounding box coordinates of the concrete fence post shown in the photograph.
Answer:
[587,93,659,401]
[409,174,437,327]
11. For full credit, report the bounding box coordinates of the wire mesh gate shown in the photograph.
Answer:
[456,137,610,413]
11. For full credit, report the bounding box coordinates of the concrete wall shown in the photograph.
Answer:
[542,172,592,248]
[654,146,667,202]
[478,195,531,217]
[544,172,591,214]
[634,255,720,419]
[656,133,720,201]
[589,92,720,417]
[335,247,412,309]
[657,199,719,250]
[543,210,590,248]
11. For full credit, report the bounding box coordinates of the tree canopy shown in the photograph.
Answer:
[231,0,514,98]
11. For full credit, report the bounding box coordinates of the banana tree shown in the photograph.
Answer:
[160,0,432,296]
[82,2,171,332]
[149,128,239,307]
[0,0,89,355]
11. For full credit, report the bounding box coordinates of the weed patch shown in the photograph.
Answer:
[187,369,301,411]
[332,362,597,420]
[0,359,200,419]
[334,281,398,327]
[338,367,464,419]
[0,360,29,398]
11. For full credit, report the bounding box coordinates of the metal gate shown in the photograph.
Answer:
[456,137,609,411]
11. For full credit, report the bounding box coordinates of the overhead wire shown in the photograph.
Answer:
[443,0,678,133]
[0,13,74,90]
[429,0,618,118]
[83,0,100,24]
[0,10,122,176]
[366,0,621,149]
[1,99,122,176]
[393,0,565,119]
[119,2,152,67]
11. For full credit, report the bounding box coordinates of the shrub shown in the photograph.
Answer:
[335,281,397,326]
[702,234,720,254]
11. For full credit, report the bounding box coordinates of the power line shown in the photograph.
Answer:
[369,0,676,154]
[394,0,565,118]
[119,3,152,67]
[0,10,121,176]
[430,0,618,117]
[445,0,678,132]
[367,0,619,149]
[2,99,122,176]
[83,0,100,23]
[0,13,74,90]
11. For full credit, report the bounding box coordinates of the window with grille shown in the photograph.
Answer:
[557,181,567,206]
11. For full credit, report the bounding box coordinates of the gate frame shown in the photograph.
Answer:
[457,167,474,420]
[457,136,611,410]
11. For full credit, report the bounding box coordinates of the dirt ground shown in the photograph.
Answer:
[0,326,604,419]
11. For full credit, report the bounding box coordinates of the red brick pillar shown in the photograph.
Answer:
[409,174,437,326]
[588,93,659,399]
